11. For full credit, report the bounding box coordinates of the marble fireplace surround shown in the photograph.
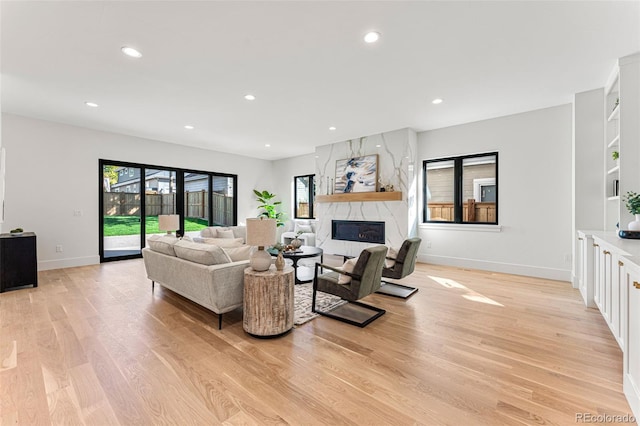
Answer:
[314,128,418,257]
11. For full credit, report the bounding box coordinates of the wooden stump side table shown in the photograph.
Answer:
[243,265,294,338]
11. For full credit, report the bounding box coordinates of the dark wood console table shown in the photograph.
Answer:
[0,232,38,292]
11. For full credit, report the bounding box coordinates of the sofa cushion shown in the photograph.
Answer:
[223,245,252,261]
[202,237,244,248]
[217,229,236,239]
[174,240,231,265]
[200,227,218,238]
[147,234,179,256]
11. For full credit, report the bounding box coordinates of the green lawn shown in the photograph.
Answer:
[103,216,209,236]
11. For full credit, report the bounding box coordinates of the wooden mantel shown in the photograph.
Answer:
[316,192,403,203]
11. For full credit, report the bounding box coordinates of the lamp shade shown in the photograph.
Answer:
[158,214,180,232]
[246,218,276,247]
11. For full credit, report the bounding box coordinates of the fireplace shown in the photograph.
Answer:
[332,220,385,244]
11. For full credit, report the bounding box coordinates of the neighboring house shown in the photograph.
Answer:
[109,168,174,194]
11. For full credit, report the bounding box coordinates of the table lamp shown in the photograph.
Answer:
[158,214,180,235]
[246,218,276,271]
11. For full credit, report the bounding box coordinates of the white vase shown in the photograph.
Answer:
[628,214,640,231]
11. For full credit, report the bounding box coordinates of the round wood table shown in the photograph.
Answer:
[243,265,294,338]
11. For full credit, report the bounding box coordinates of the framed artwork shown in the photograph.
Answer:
[334,154,378,193]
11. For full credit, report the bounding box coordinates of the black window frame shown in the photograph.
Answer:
[293,174,315,219]
[422,152,498,225]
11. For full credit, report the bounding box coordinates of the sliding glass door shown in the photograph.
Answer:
[146,168,178,238]
[101,163,143,259]
[99,160,237,262]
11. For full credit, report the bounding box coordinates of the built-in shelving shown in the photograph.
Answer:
[316,191,402,203]
[608,135,620,148]
[604,52,640,231]
[608,105,620,122]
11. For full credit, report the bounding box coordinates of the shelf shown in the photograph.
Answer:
[607,165,620,175]
[316,191,403,203]
[608,105,620,122]
[607,135,620,148]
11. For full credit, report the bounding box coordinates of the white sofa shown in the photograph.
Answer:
[280,220,317,246]
[142,235,249,329]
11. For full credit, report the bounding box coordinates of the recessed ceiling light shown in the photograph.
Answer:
[245,94,256,101]
[84,101,99,108]
[329,126,336,131]
[121,46,142,58]
[364,31,381,43]
[432,98,443,104]
[184,125,194,130]
[265,144,271,147]
[376,144,381,148]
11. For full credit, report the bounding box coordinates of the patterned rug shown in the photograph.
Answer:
[294,283,347,325]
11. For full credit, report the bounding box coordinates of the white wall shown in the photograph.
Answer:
[573,89,605,285]
[2,113,272,270]
[418,104,573,281]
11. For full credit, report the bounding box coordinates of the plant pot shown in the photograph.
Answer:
[628,214,640,231]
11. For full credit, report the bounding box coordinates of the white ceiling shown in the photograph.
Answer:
[2,1,639,160]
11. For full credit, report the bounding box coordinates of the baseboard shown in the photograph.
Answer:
[571,273,579,289]
[418,254,571,282]
[38,255,100,271]
[623,375,640,421]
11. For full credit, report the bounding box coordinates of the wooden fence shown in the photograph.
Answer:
[103,191,234,225]
[427,200,496,222]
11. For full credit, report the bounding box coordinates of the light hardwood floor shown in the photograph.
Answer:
[0,260,633,425]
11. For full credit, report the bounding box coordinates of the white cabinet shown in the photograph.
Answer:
[576,231,595,307]
[593,236,626,351]
[622,257,640,420]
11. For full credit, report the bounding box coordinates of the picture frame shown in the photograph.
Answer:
[334,154,378,193]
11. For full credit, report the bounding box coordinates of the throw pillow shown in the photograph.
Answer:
[174,240,232,265]
[385,247,399,268]
[338,257,358,284]
[223,245,252,261]
[200,227,218,238]
[201,237,244,248]
[147,234,179,256]
[294,220,310,234]
[217,229,236,239]
[296,224,313,234]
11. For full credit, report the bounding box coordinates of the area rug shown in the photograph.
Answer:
[294,283,346,325]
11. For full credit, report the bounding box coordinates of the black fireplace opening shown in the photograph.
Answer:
[332,220,385,244]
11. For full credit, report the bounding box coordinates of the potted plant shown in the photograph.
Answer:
[623,191,640,230]
[612,151,619,161]
[253,190,285,227]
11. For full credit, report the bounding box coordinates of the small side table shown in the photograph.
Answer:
[243,266,294,338]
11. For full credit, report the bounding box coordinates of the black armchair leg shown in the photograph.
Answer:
[218,314,223,330]
[152,280,155,292]
[312,263,320,313]
[376,280,419,299]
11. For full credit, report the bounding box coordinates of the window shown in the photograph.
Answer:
[294,174,315,219]
[423,152,498,224]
